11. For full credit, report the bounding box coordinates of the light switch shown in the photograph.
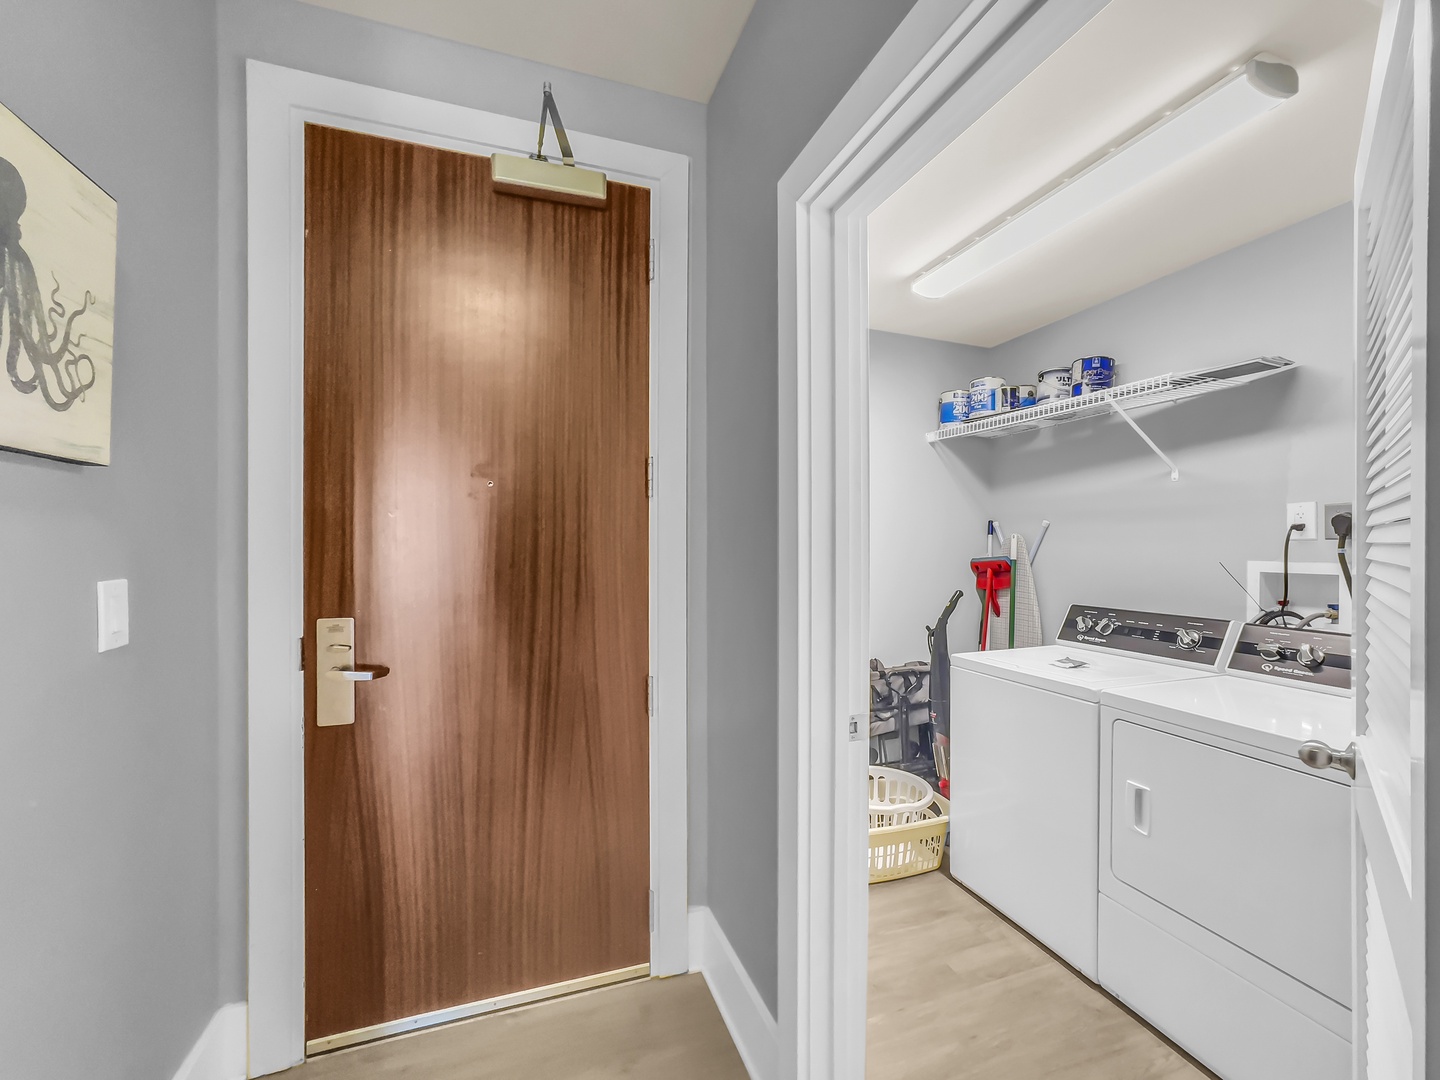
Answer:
[97,579,129,652]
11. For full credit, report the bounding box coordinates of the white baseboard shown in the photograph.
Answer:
[689,908,778,1080]
[173,1002,247,1080]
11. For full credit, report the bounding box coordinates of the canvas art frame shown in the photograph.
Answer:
[0,100,116,466]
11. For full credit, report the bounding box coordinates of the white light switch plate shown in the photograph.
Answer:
[97,579,129,652]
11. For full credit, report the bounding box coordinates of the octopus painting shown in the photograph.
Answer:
[0,99,116,465]
[0,156,98,413]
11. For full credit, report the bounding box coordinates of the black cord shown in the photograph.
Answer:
[1251,523,1308,627]
[1280,522,1304,609]
[1332,510,1354,595]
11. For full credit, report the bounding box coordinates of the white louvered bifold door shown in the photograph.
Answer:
[1352,1,1432,1077]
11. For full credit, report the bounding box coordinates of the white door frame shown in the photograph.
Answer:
[245,60,691,1077]
[776,2,1117,1076]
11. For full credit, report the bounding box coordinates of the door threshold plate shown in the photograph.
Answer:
[306,963,651,1055]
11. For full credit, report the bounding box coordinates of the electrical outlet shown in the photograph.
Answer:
[1323,502,1353,540]
[1287,501,1318,539]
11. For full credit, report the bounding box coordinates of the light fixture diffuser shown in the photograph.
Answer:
[911,58,1298,299]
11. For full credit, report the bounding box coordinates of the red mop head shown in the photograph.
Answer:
[970,557,1015,650]
[969,558,1013,598]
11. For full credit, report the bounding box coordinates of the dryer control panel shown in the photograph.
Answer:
[1227,625,1352,692]
[1056,605,1233,668]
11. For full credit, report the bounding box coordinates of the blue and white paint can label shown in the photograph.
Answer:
[1037,368,1072,401]
[1070,356,1116,396]
[939,390,967,425]
[968,376,1005,417]
[1006,384,1038,409]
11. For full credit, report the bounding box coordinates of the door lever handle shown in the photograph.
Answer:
[316,618,387,726]
[1298,740,1356,780]
[326,665,391,682]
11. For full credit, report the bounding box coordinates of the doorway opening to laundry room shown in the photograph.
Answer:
[853,1,1420,1078]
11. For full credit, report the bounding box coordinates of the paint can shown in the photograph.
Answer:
[939,389,968,426]
[1036,367,1072,401]
[967,376,1006,418]
[1006,384,1038,410]
[1070,356,1116,397]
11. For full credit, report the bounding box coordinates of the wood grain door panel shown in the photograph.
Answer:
[302,124,651,1042]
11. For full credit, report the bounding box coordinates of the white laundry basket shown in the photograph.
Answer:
[869,795,949,884]
[868,766,935,828]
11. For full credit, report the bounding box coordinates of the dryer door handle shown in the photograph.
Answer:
[1126,780,1151,837]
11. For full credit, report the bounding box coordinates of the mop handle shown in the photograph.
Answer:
[1031,519,1052,563]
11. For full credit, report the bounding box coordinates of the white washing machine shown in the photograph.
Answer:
[1098,623,1354,1080]
[948,604,1236,980]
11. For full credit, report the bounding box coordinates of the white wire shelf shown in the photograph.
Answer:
[925,356,1296,480]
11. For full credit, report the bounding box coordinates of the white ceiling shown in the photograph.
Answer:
[868,0,1381,347]
[296,0,757,103]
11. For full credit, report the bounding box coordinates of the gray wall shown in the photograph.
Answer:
[982,204,1355,636]
[868,332,992,662]
[214,0,710,1001]
[868,208,1354,671]
[707,0,919,1014]
[0,2,222,1078]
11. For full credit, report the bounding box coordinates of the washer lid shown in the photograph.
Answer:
[1101,675,1356,757]
[951,645,1221,703]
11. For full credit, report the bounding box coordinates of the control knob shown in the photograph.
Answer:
[1175,628,1203,651]
[1075,616,1094,633]
[1258,642,1285,662]
[1298,643,1328,669]
[1094,618,1118,636]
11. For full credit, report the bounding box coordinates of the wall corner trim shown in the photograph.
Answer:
[689,907,778,1080]
[172,1002,247,1080]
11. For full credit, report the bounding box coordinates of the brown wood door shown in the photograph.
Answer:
[301,124,651,1044]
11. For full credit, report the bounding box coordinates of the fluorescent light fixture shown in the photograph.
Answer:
[911,58,1298,299]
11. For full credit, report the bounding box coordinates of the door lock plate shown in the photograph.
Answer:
[317,617,357,727]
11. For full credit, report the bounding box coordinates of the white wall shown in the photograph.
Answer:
[988,204,1354,635]
[868,332,991,663]
[0,2,222,1077]
[867,204,1356,651]
[706,0,920,1014]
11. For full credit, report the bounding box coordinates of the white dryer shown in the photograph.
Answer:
[948,605,1236,980]
[1098,624,1354,1080]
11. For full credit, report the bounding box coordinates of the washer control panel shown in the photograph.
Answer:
[1227,625,1352,692]
[1056,605,1233,667]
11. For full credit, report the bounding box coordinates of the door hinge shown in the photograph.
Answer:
[647,675,655,717]
[648,238,656,281]
[848,714,865,742]
[299,637,305,672]
[649,889,656,931]
[646,456,654,498]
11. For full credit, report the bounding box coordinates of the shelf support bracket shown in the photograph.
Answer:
[1108,398,1180,481]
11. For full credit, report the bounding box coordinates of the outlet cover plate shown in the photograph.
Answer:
[1287,501,1318,539]
[1324,502,1353,540]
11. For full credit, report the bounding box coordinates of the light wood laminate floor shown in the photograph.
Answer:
[868,869,1215,1080]
[282,973,748,1080]
[282,868,1215,1079]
